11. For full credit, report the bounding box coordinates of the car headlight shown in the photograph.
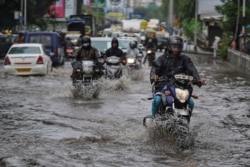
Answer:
[175,88,190,103]
[127,58,135,64]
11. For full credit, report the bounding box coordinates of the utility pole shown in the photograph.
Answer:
[194,0,198,52]
[168,0,173,35]
[20,0,23,29]
[24,0,27,30]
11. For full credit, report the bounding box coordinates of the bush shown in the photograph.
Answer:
[218,33,231,59]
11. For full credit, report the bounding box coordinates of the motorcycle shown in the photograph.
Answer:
[143,74,200,148]
[145,48,155,66]
[71,60,101,99]
[126,53,143,76]
[65,46,79,60]
[105,55,122,79]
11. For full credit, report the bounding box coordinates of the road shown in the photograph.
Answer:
[0,52,249,167]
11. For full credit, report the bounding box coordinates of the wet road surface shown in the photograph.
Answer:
[0,53,249,167]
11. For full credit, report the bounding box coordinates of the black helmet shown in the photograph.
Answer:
[81,36,91,48]
[111,37,119,47]
[129,40,137,49]
[168,35,183,52]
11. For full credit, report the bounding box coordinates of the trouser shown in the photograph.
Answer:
[151,95,194,118]
[143,55,148,64]
[151,95,162,118]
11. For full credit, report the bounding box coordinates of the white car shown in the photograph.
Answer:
[4,43,52,76]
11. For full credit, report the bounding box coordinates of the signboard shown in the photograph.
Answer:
[129,13,145,19]
[65,0,77,17]
[55,0,65,18]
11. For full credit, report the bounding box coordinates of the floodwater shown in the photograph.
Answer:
[0,53,249,167]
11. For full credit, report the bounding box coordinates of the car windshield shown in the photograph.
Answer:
[91,40,111,51]
[119,40,130,49]
[9,46,41,54]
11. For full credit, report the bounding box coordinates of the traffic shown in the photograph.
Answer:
[0,0,249,166]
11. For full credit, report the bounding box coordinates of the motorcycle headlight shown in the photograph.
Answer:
[175,88,190,103]
[147,50,152,54]
[127,58,135,64]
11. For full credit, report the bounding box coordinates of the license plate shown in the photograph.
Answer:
[16,68,31,73]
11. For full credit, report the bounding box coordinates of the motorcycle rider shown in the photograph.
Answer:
[126,39,142,65]
[150,35,205,118]
[105,37,126,64]
[71,36,103,81]
[143,38,157,64]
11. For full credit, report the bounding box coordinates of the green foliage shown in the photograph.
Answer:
[161,0,196,38]
[181,18,202,40]
[0,0,54,31]
[216,0,250,59]
[218,32,231,59]
[134,6,165,22]
[0,0,5,5]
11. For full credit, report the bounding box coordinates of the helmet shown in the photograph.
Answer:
[81,36,91,48]
[111,37,119,48]
[168,35,183,53]
[129,40,137,49]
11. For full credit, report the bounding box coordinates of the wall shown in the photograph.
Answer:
[227,48,250,73]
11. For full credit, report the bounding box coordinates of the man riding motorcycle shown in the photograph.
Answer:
[143,38,157,64]
[126,40,140,57]
[105,37,126,64]
[150,35,205,118]
[71,36,103,81]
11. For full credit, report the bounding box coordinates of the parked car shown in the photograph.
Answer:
[3,43,52,76]
[24,31,65,66]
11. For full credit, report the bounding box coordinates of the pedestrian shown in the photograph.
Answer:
[212,36,220,58]
[230,39,236,50]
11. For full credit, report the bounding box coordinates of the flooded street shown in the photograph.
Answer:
[0,53,249,167]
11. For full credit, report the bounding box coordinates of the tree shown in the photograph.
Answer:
[160,0,201,39]
[216,0,250,58]
[0,0,54,31]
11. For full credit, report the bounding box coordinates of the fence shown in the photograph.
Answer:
[227,48,250,73]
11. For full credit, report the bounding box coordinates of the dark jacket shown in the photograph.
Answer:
[150,52,200,92]
[75,46,99,62]
[105,47,124,60]
[146,42,156,50]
